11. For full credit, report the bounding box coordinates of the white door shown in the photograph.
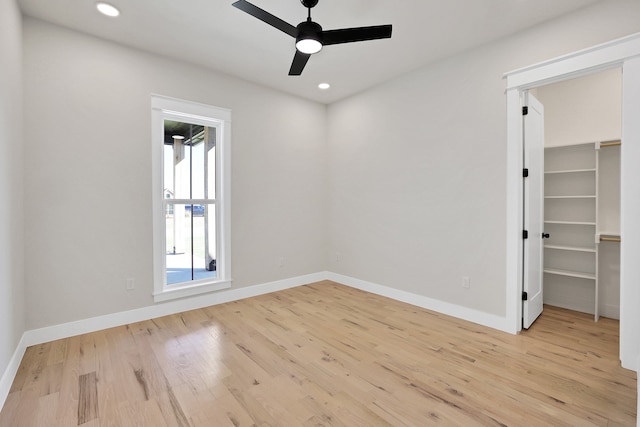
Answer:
[523,92,545,329]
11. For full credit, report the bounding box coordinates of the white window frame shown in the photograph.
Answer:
[151,95,232,302]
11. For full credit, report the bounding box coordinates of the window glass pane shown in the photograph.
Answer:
[197,205,217,272]
[191,137,205,200]
[164,121,189,200]
[206,128,216,200]
[165,202,217,285]
[164,120,213,200]
[189,126,216,200]
[165,202,192,284]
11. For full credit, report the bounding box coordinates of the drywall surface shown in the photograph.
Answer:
[22,18,327,329]
[326,0,640,318]
[0,0,25,381]
[537,69,622,147]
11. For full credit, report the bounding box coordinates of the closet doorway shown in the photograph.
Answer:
[504,33,640,371]
[532,69,622,323]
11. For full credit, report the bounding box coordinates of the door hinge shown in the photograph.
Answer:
[523,168,529,178]
[523,230,528,239]
[522,106,529,115]
[522,291,528,301]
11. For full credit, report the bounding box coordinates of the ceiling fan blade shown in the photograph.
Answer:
[232,0,298,38]
[322,25,392,45]
[289,51,311,76]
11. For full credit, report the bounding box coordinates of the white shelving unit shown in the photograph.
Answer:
[543,141,622,321]
[543,142,599,320]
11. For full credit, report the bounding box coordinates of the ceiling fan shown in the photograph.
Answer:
[232,0,393,76]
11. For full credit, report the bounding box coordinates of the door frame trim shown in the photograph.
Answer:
[504,32,640,371]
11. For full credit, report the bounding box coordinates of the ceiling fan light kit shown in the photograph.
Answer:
[296,20,323,54]
[232,0,392,75]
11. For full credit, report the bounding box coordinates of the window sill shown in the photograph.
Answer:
[153,279,232,303]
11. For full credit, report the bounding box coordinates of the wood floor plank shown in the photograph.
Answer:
[0,281,636,426]
[77,372,98,425]
[188,391,253,427]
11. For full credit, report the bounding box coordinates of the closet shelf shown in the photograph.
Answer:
[545,142,595,149]
[544,220,596,226]
[544,195,596,199]
[544,245,596,253]
[543,268,596,280]
[544,168,596,175]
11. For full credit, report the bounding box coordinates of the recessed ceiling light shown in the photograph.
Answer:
[96,2,120,17]
[318,83,330,90]
[172,135,185,140]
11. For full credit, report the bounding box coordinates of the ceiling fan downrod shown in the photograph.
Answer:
[302,0,317,20]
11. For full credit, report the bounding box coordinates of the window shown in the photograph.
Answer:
[152,95,231,302]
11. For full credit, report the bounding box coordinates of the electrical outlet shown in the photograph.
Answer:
[279,257,285,268]
[335,252,341,263]
[126,278,135,291]
[462,276,470,289]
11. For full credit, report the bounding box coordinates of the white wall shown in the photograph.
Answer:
[327,0,640,318]
[22,18,327,329]
[0,0,25,389]
[537,69,622,148]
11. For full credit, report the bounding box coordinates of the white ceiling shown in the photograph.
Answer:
[18,0,601,104]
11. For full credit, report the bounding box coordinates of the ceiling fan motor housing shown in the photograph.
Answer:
[296,20,323,44]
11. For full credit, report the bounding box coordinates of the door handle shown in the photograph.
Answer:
[542,233,550,239]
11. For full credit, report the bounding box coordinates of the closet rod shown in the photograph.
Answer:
[600,236,621,242]
[600,140,621,147]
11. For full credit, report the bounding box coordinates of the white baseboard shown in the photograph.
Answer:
[18,272,513,350]
[326,272,511,333]
[23,272,328,347]
[0,334,28,411]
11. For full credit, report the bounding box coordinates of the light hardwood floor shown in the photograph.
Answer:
[0,281,636,426]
